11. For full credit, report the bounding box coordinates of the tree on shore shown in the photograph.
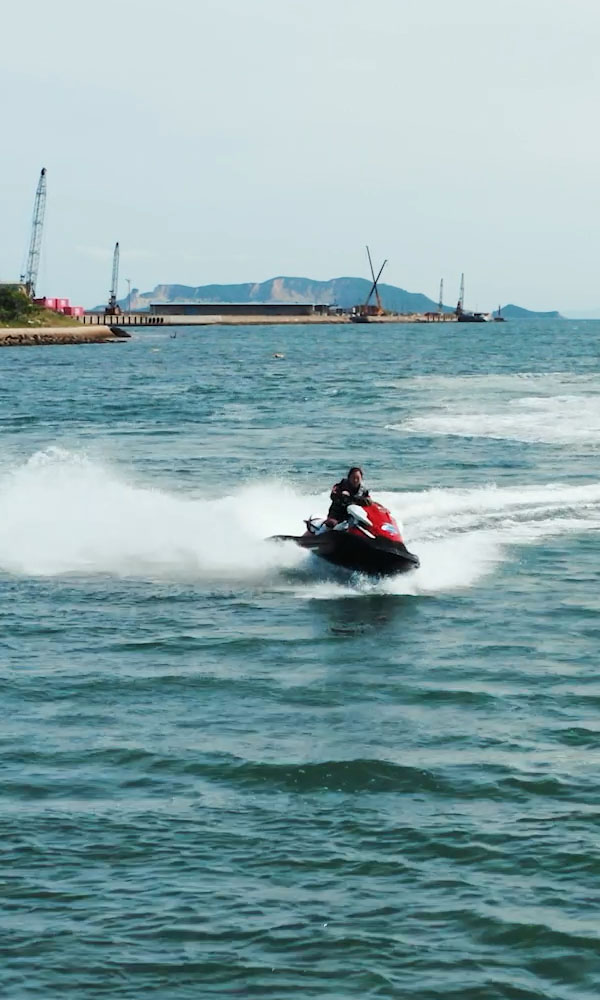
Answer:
[0,286,35,324]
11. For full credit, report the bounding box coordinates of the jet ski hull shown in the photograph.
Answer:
[272,529,419,577]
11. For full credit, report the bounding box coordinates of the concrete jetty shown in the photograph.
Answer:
[80,312,445,327]
[80,312,350,327]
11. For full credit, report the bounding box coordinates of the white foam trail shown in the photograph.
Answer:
[1,448,599,594]
[394,397,600,444]
[382,482,600,537]
[386,373,600,445]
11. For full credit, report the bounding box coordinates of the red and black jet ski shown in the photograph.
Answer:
[271,500,419,577]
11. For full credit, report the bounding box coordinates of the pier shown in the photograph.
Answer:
[80,311,440,327]
[81,312,348,326]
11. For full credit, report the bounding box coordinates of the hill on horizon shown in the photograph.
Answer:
[499,303,561,319]
[122,276,444,314]
[106,276,560,318]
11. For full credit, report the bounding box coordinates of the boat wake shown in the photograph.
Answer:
[387,372,600,445]
[1,448,599,596]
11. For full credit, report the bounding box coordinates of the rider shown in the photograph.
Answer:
[325,466,371,527]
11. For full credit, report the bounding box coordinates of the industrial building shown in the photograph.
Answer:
[149,302,333,317]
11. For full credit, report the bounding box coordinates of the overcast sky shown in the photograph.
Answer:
[2,0,599,311]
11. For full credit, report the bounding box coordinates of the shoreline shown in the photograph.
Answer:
[0,314,461,344]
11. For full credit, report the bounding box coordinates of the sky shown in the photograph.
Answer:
[1,0,599,312]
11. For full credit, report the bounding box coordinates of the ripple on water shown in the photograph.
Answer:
[2,321,600,998]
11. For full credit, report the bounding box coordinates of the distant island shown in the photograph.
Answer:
[106,276,561,319]
[498,303,561,319]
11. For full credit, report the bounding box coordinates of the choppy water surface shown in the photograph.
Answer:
[2,320,600,999]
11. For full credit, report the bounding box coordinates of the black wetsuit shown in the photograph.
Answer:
[327,479,370,523]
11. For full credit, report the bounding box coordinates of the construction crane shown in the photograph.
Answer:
[21,167,47,298]
[106,242,121,314]
[366,245,385,315]
[350,246,388,322]
[362,247,387,312]
[457,273,465,314]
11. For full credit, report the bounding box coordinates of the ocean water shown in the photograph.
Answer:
[2,319,600,999]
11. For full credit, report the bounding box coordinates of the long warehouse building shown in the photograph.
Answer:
[149,302,333,317]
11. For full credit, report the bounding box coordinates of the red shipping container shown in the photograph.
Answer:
[35,297,57,309]
[55,298,69,310]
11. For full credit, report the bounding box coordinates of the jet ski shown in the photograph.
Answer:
[271,500,419,577]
